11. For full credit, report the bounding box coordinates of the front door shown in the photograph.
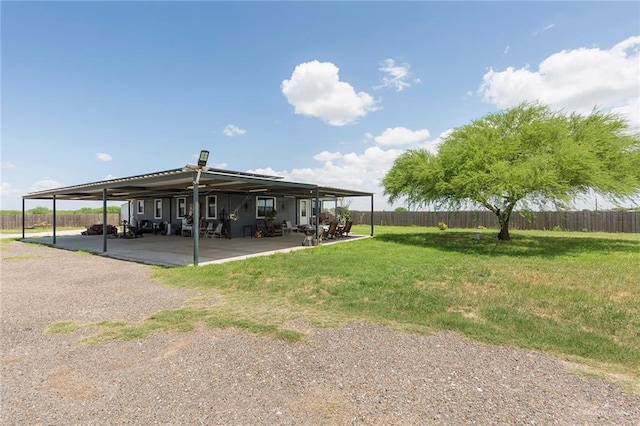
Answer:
[299,199,310,225]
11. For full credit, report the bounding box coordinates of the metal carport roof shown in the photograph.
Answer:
[22,166,373,202]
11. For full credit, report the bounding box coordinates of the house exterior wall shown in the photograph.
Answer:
[130,194,298,237]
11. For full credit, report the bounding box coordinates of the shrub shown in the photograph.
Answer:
[437,221,448,230]
[28,206,51,214]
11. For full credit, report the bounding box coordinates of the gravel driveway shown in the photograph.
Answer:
[1,241,639,425]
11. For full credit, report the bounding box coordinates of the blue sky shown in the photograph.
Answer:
[2,1,639,211]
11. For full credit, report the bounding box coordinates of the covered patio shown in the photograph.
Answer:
[24,231,369,267]
[21,159,374,266]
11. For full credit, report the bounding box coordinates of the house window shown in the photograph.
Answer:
[206,195,217,219]
[177,197,187,219]
[154,199,162,219]
[136,200,144,215]
[256,196,276,218]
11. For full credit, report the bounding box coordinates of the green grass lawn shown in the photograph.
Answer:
[50,225,640,389]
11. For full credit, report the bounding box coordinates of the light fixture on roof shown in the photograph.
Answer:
[198,150,209,167]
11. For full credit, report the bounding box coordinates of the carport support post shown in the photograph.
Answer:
[315,187,320,239]
[21,198,25,239]
[370,194,374,236]
[102,189,107,253]
[193,177,200,266]
[53,195,57,244]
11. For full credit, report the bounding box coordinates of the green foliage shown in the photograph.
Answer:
[383,102,640,240]
[394,206,408,212]
[437,221,448,230]
[46,321,79,334]
[265,209,277,221]
[59,206,121,214]
[341,205,352,221]
[27,206,51,214]
[76,206,121,214]
[49,306,304,345]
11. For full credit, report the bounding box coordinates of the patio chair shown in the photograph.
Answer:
[203,221,215,238]
[319,212,329,224]
[211,222,224,238]
[181,218,192,237]
[198,218,209,237]
[337,220,353,237]
[283,220,298,234]
[322,221,339,239]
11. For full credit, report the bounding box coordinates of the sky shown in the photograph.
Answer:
[2,1,639,212]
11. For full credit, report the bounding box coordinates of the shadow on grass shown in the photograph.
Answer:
[375,231,640,258]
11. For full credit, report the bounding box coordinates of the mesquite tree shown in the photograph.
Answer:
[382,103,640,240]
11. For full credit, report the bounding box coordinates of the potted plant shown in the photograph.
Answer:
[265,209,277,222]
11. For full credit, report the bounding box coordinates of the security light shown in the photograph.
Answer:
[198,150,209,167]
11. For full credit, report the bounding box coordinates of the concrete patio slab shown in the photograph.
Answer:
[21,232,368,267]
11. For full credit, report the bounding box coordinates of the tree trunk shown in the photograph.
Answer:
[497,212,511,241]
[498,221,510,240]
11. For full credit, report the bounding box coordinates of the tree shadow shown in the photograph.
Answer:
[375,231,640,258]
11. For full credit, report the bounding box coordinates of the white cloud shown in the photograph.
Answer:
[251,146,402,200]
[30,179,64,192]
[246,129,452,211]
[0,179,25,210]
[223,124,246,137]
[478,36,640,129]
[502,45,510,57]
[376,59,415,92]
[424,129,453,154]
[281,60,378,126]
[610,97,640,127]
[0,182,18,197]
[1,161,16,169]
[532,22,557,37]
[313,151,343,162]
[96,152,112,161]
[374,127,430,147]
[0,181,29,211]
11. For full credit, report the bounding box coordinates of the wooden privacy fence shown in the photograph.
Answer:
[4,211,638,233]
[351,210,639,233]
[0,214,121,230]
